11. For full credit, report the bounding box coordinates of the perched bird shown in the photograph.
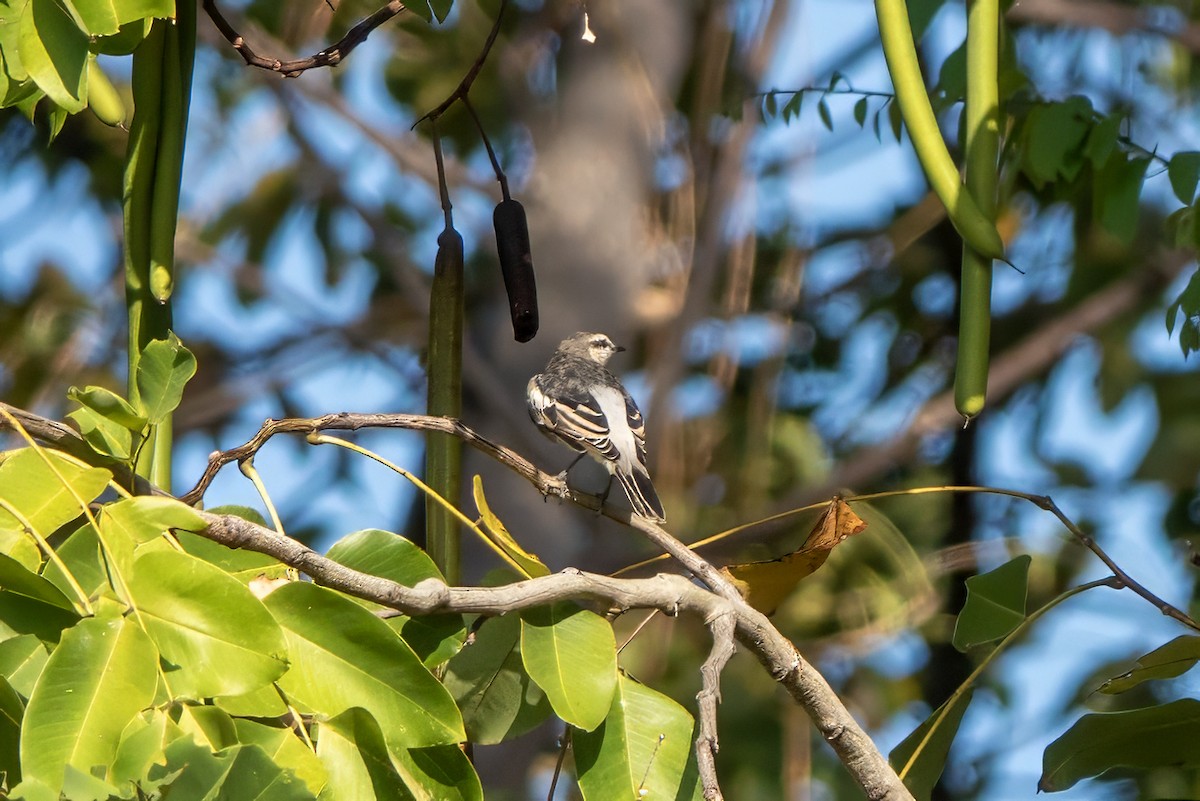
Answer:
[527,332,666,522]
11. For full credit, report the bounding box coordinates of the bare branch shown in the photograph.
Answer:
[201,0,407,77]
[697,610,735,800]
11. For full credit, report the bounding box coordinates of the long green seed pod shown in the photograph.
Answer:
[874,0,1006,261]
[954,0,1001,419]
[86,56,125,127]
[426,226,464,583]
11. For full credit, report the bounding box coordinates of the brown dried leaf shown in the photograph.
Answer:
[721,497,868,615]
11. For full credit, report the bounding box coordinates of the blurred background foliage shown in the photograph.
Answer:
[4,0,1200,797]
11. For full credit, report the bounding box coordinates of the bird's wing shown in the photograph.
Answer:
[527,376,618,460]
[622,390,650,466]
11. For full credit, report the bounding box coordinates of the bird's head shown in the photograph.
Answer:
[561,332,625,365]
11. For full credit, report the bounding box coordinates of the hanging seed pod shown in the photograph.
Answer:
[493,198,538,342]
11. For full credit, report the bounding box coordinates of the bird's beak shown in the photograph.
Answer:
[615,344,627,353]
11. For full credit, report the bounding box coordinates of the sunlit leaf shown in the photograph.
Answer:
[473,476,550,578]
[126,549,288,700]
[17,0,86,112]
[574,675,701,801]
[234,719,328,798]
[326,528,466,667]
[520,602,617,731]
[157,738,317,800]
[20,616,158,794]
[135,333,197,424]
[70,0,173,36]
[265,582,465,749]
[0,448,110,538]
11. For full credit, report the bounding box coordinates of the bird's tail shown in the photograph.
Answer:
[616,468,666,523]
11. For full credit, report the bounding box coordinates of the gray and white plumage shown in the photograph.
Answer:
[527,332,666,522]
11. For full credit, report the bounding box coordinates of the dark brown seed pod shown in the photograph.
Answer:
[493,198,538,342]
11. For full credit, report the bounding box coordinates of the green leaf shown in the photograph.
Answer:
[780,91,801,123]
[66,385,146,430]
[817,97,832,131]
[0,551,75,612]
[0,0,32,81]
[234,719,328,798]
[0,448,110,537]
[40,522,106,602]
[65,385,145,458]
[1040,699,1200,791]
[126,549,289,700]
[853,96,868,127]
[16,0,86,112]
[401,0,431,22]
[158,739,318,800]
[1093,152,1150,245]
[0,553,80,643]
[326,528,465,667]
[443,614,551,745]
[175,528,290,584]
[20,616,158,793]
[1169,151,1200,205]
[1099,635,1200,694]
[66,406,134,461]
[95,495,205,578]
[326,529,445,587]
[316,707,411,801]
[70,0,173,36]
[520,603,617,731]
[0,634,49,697]
[1021,97,1091,188]
[1082,113,1121,167]
[763,91,776,119]
[0,585,79,644]
[889,690,973,801]
[574,674,701,801]
[90,16,150,54]
[110,709,179,795]
[887,98,902,143]
[952,555,1030,652]
[394,745,482,801]
[0,673,23,785]
[135,333,197,424]
[428,0,452,23]
[264,582,465,749]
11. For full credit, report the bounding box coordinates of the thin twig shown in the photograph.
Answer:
[201,0,407,77]
[547,725,571,801]
[413,0,509,126]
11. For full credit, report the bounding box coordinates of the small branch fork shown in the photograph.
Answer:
[201,0,408,77]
